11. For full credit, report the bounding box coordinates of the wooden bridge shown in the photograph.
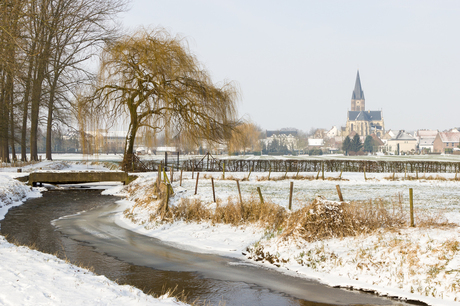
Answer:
[25,171,137,186]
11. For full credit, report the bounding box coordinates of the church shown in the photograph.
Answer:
[345,71,385,137]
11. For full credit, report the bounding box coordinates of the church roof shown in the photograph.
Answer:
[351,70,365,100]
[348,110,382,121]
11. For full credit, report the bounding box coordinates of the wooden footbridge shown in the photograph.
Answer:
[20,171,137,186]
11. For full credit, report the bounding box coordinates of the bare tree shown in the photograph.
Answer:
[228,121,262,154]
[43,0,127,160]
[94,28,240,169]
[0,0,128,162]
[0,0,24,162]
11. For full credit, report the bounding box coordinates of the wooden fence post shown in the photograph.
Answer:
[165,183,171,212]
[157,162,162,190]
[194,172,200,195]
[257,187,264,204]
[268,165,271,180]
[223,162,225,179]
[236,180,244,215]
[180,168,183,186]
[363,166,367,181]
[236,180,243,204]
[336,185,344,201]
[321,163,324,180]
[339,168,343,180]
[289,181,294,210]
[170,167,174,182]
[248,167,253,180]
[211,177,216,202]
[163,167,168,184]
[410,188,415,227]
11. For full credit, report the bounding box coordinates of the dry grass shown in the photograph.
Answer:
[384,174,458,181]
[90,161,121,170]
[126,182,454,245]
[256,174,348,181]
[280,196,407,242]
[151,284,223,306]
[153,195,287,230]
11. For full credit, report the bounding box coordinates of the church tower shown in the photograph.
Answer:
[351,70,365,111]
[345,70,385,137]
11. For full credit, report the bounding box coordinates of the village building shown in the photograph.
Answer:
[345,71,385,137]
[326,126,341,139]
[263,130,298,151]
[385,130,417,155]
[415,129,438,153]
[308,138,325,147]
[433,132,460,154]
[380,129,397,144]
[370,133,385,152]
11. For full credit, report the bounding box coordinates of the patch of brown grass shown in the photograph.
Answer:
[161,196,286,230]
[256,174,349,181]
[280,196,407,242]
[384,174,455,181]
[126,181,456,244]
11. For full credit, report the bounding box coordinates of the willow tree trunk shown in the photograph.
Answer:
[122,107,139,171]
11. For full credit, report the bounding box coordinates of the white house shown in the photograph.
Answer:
[263,130,298,151]
[308,138,325,147]
[326,126,341,139]
[385,130,417,154]
[415,129,438,153]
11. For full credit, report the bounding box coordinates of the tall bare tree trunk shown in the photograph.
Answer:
[0,71,9,163]
[21,45,36,161]
[45,78,57,160]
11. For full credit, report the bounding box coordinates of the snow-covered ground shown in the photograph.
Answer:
[117,170,460,306]
[0,161,187,306]
[2,157,460,305]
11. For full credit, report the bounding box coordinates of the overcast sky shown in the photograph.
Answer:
[119,0,460,133]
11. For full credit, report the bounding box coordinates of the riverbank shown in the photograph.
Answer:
[2,159,460,305]
[0,162,187,306]
[114,170,460,306]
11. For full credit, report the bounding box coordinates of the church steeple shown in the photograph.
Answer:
[351,70,365,111]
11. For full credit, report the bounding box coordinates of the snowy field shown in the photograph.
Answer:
[2,158,460,305]
[120,170,460,306]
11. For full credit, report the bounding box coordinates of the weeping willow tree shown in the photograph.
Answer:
[94,28,239,169]
[228,121,262,154]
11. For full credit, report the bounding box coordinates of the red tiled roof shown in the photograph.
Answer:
[439,132,460,143]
